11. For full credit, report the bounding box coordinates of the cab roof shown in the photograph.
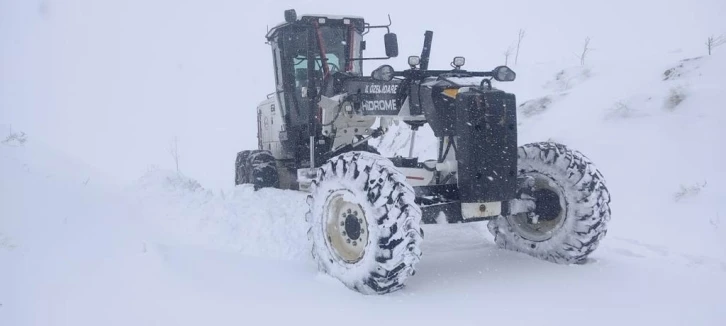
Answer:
[266,14,366,40]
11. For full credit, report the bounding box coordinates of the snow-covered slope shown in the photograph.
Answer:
[2,52,726,325]
[132,168,309,260]
[0,133,145,325]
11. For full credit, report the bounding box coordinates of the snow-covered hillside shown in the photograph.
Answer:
[2,52,725,325]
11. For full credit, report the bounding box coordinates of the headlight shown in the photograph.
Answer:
[408,56,421,67]
[492,66,516,82]
[452,56,466,68]
[371,65,394,81]
[342,101,354,112]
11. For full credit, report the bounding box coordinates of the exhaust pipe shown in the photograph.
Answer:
[420,31,433,70]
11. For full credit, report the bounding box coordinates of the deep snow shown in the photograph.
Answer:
[3,1,726,325]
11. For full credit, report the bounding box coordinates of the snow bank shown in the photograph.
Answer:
[0,133,314,325]
[0,131,147,325]
[131,167,310,260]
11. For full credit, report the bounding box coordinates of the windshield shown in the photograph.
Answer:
[272,23,364,127]
[283,25,362,88]
[315,25,363,76]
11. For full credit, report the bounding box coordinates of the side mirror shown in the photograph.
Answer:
[372,65,394,81]
[384,33,398,58]
[492,66,516,82]
[284,9,297,23]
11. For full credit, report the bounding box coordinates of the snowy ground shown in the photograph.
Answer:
[3,1,726,325]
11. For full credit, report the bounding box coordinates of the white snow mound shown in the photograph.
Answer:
[131,168,310,260]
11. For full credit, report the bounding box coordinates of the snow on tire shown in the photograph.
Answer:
[488,142,611,264]
[235,150,252,185]
[306,151,423,294]
[248,150,278,190]
[235,150,278,190]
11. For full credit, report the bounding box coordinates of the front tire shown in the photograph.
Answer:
[488,142,611,264]
[306,151,423,294]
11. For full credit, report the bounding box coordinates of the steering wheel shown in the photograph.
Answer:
[325,61,340,74]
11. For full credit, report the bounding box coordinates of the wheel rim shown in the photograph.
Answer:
[323,190,369,263]
[507,172,567,242]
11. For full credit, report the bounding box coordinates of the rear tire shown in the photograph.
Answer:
[235,150,279,190]
[488,142,611,264]
[235,150,252,185]
[306,151,423,294]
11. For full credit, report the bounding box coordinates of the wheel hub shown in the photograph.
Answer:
[533,188,562,221]
[344,214,362,240]
[507,172,567,242]
[324,192,369,263]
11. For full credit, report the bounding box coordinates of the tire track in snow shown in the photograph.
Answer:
[609,236,725,273]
